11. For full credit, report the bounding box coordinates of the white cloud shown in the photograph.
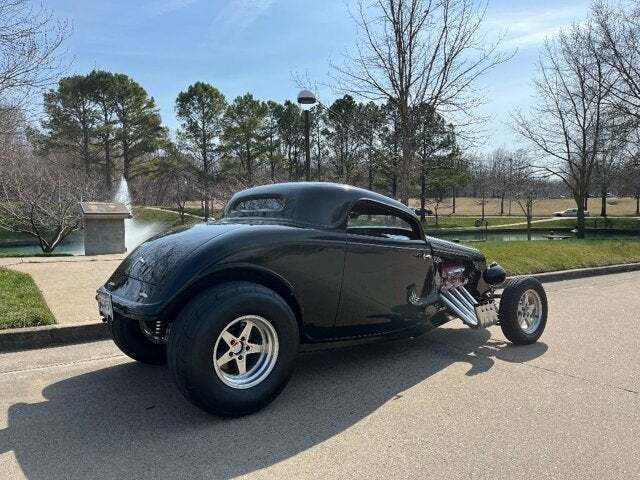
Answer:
[153,0,199,16]
[210,0,275,34]
[504,26,566,47]
[487,5,590,48]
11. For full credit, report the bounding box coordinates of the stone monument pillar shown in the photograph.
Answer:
[80,202,132,255]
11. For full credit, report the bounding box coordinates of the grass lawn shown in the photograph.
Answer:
[473,237,640,275]
[0,268,55,329]
[132,206,202,229]
[159,206,223,219]
[0,252,72,258]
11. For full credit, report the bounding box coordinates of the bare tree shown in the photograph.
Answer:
[469,155,490,220]
[625,161,640,215]
[593,1,640,123]
[0,0,69,105]
[169,170,197,224]
[621,126,640,214]
[595,111,629,216]
[332,0,509,204]
[508,155,544,240]
[0,142,97,253]
[145,145,200,223]
[502,148,529,216]
[426,192,451,227]
[487,148,511,215]
[513,22,613,238]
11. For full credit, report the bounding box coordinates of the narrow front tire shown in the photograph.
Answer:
[499,277,548,345]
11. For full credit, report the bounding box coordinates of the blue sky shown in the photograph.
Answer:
[49,0,591,150]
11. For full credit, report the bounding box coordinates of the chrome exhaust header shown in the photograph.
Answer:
[440,285,479,327]
[440,285,499,328]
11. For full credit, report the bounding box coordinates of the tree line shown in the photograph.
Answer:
[0,0,505,250]
[32,73,468,221]
[513,0,640,237]
[2,0,640,251]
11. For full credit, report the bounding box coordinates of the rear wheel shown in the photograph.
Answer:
[109,314,167,365]
[499,277,547,345]
[167,282,299,417]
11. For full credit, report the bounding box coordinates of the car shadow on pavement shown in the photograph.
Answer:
[0,328,547,480]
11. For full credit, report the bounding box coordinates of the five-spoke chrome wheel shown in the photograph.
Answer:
[213,315,279,389]
[517,289,543,334]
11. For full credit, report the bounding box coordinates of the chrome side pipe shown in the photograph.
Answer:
[460,286,478,307]
[440,285,479,327]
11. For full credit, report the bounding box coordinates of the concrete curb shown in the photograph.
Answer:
[507,262,640,284]
[2,262,640,353]
[0,322,109,353]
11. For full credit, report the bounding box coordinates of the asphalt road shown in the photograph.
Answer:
[1,272,639,480]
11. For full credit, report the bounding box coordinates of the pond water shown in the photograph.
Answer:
[0,221,164,256]
[1,215,634,256]
[435,231,552,242]
[0,228,581,256]
[0,178,164,256]
[434,229,639,243]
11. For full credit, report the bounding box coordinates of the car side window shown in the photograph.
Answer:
[346,201,420,241]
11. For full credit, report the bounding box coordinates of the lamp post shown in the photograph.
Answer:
[508,157,513,216]
[297,89,317,181]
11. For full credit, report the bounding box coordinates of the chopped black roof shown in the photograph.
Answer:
[224,182,416,228]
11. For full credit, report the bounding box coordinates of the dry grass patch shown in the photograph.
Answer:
[409,197,639,217]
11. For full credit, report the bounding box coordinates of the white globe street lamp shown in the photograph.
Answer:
[297,90,317,181]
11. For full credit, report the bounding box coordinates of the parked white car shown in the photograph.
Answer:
[552,208,590,217]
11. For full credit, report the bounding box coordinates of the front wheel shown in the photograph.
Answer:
[499,277,548,345]
[167,282,299,417]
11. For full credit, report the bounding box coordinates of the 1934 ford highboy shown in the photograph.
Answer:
[97,182,547,416]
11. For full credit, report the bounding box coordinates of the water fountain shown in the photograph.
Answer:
[113,176,132,205]
[113,177,163,252]
[78,177,164,255]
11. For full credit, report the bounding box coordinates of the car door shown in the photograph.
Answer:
[334,200,434,336]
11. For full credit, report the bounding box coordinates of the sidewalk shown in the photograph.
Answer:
[3,254,125,325]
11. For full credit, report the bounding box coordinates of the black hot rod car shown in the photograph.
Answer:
[97,182,547,416]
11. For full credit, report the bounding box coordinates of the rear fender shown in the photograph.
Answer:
[161,264,304,336]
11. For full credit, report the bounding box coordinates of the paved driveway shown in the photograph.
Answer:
[0,272,638,479]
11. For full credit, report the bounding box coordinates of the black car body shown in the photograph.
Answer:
[98,182,547,416]
[102,183,491,340]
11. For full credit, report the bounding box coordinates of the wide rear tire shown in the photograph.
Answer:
[109,314,167,365]
[167,282,299,417]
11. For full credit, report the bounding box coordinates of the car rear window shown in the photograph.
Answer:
[229,196,285,216]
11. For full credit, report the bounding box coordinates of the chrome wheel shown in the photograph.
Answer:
[517,289,543,334]
[213,315,279,389]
